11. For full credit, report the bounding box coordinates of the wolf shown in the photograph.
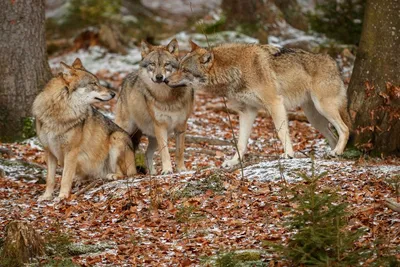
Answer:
[115,39,194,174]
[166,41,351,167]
[32,58,137,201]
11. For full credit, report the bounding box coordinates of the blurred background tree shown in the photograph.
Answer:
[308,0,365,45]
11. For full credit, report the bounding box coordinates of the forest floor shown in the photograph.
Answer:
[1,84,400,265]
[0,39,399,265]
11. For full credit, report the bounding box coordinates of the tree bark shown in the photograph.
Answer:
[0,0,52,142]
[347,0,400,155]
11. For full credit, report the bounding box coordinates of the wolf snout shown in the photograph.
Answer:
[155,74,164,83]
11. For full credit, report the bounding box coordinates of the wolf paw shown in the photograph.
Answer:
[54,194,68,203]
[161,169,173,175]
[328,150,341,158]
[38,194,53,202]
[280,153,294,159]
[177,166,188,173]
[106,173,122,181]
[222,158,239,168]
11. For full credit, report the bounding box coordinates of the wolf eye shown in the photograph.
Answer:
[149,62,155,66]
[164,62,170,67]
[183,69,190,73]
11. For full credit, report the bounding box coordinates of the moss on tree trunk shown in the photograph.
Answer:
[348,0,400,156]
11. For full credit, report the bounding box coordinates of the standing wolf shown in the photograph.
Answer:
[33,58,136,201]
[166,42,351,167]
[115,39,194,174]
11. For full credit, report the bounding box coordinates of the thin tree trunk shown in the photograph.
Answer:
[347,0,400,155]
[0,0,52,142]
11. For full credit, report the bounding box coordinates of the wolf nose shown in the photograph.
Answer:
[155,74,163,82]
[110,92,116,98]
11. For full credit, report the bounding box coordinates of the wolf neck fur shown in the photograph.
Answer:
[139,69,187,103]
[203,60,243,96]
[34,83,90,134]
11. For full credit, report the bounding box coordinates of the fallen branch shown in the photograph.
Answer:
[384,198,400,212]
[206,103,308,122]
[74,179,102,197]
[0,157,62,175]
[185,135,232,146]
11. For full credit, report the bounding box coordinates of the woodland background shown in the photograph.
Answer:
[0,0,399,266]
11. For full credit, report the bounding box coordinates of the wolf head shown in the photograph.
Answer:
[165,40,213,89]
[139,39,180,84]
[60,58,115,104]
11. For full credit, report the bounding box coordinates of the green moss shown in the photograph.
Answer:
[342,147,363,159]
[22,117,36,140]
[135,152,147,174]
[173,172,225,200]
[308,0,365,45]
[201,250,266,266]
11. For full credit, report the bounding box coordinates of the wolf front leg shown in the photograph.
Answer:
[38,151,57,201]
[56,149,79,202]
[222,107,258,168]
[175,123,187,173]
[145,137,158,175]
[154,124,173,174]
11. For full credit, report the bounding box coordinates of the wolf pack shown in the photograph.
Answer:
[33,39,351,201]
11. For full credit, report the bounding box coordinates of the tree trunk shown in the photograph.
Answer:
[0,221,45,265]
[273,0,308,31]
[0,1,52,142]
[347,0,400,156]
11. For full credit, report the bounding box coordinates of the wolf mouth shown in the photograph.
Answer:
[95,97,109,102]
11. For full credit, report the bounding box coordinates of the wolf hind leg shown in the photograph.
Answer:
[108,132,137,180]
[301,99,338,149]
[311,95,349,156]
[222,106,258,168]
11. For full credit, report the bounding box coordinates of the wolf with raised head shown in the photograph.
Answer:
[115,39,194,174]
[166,42,351,167]
[33,58,136,201]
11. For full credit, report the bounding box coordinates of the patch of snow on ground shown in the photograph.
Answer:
[49,46,141,74]
[245,158,400,183]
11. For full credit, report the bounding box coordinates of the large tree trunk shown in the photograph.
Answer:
[347,0,400,155]
[0,1,52,142]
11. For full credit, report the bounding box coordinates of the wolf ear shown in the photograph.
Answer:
[189,40,200,52]
[166,38,179,56]
[72,58,84,69]
[200,51,214,66]
[141,40,153,58]
[60,62,74,76]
